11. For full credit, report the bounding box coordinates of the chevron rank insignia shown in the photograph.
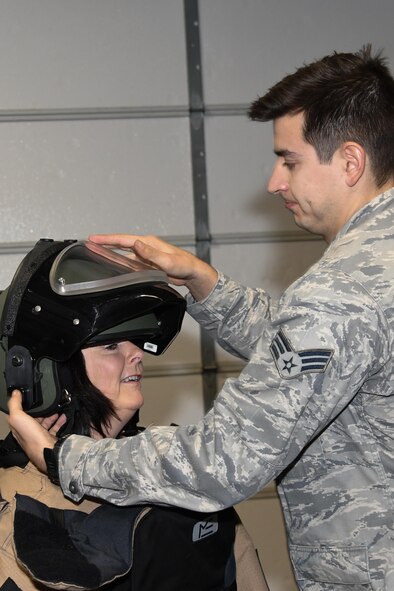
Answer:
[270,329,333,379]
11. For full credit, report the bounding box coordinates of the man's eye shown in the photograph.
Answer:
[284,161,296,170]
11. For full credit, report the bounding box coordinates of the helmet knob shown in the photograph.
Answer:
[11,355,24,367]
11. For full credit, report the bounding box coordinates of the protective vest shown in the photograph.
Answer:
[13,494,236,591]
[0,435,237,591]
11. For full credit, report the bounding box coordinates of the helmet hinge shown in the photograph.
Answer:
[5,345,39,411]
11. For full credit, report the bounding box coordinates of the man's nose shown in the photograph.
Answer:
[267,163,289,195]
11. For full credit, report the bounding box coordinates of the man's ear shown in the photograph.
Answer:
[341,142,366,187]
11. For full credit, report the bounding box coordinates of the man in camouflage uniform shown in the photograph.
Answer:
[9,46,394,590]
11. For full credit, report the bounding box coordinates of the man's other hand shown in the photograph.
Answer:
[7,389,58,473]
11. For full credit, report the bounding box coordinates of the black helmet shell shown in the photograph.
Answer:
[0,239,186,416]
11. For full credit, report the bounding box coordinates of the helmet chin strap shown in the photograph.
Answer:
[119,410,141,437]
[57,393,90,437]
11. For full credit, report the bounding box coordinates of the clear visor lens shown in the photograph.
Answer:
[49,240,168,295]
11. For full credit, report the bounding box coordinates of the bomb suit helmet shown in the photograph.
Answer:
[0,239,186,416]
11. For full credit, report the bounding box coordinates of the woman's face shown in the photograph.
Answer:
[82,341,145,422]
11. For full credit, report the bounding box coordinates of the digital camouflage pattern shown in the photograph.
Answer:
[60,189,394,590]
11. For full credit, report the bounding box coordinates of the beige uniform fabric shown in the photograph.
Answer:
[234,516,270,591]
[0,462,100,590]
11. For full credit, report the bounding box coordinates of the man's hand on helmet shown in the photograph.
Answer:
[89,233,218,302]
[7,390,61,474]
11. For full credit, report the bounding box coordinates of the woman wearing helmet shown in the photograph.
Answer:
[0,239,268,591]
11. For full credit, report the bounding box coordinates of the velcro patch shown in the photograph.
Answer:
[192,514,219,542]
[270,329,333,379]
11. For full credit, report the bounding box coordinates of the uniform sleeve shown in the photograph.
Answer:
[186,271,275,360]
[59,268,390,507]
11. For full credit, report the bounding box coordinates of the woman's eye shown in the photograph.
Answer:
[104,343,118,351]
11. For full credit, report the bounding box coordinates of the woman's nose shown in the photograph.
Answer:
[124,342,144,363]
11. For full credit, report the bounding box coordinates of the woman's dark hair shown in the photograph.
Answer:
[60,350,117,438]
[58,349,141,439]
[248,45,394,188]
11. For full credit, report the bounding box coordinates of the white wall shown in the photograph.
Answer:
[1,2,393,589]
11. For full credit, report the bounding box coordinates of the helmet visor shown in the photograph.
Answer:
[49,240,167,295]
[84,313,163,354]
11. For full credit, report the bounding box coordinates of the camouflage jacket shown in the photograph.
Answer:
[59,188,394,590]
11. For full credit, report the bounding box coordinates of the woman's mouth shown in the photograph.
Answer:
[121,375,142,383]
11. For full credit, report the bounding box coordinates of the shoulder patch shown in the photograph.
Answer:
[270,329,333,379]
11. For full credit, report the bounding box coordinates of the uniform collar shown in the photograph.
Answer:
[332,187,394,243]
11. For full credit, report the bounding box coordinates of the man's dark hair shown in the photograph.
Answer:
[248,45,394,187]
